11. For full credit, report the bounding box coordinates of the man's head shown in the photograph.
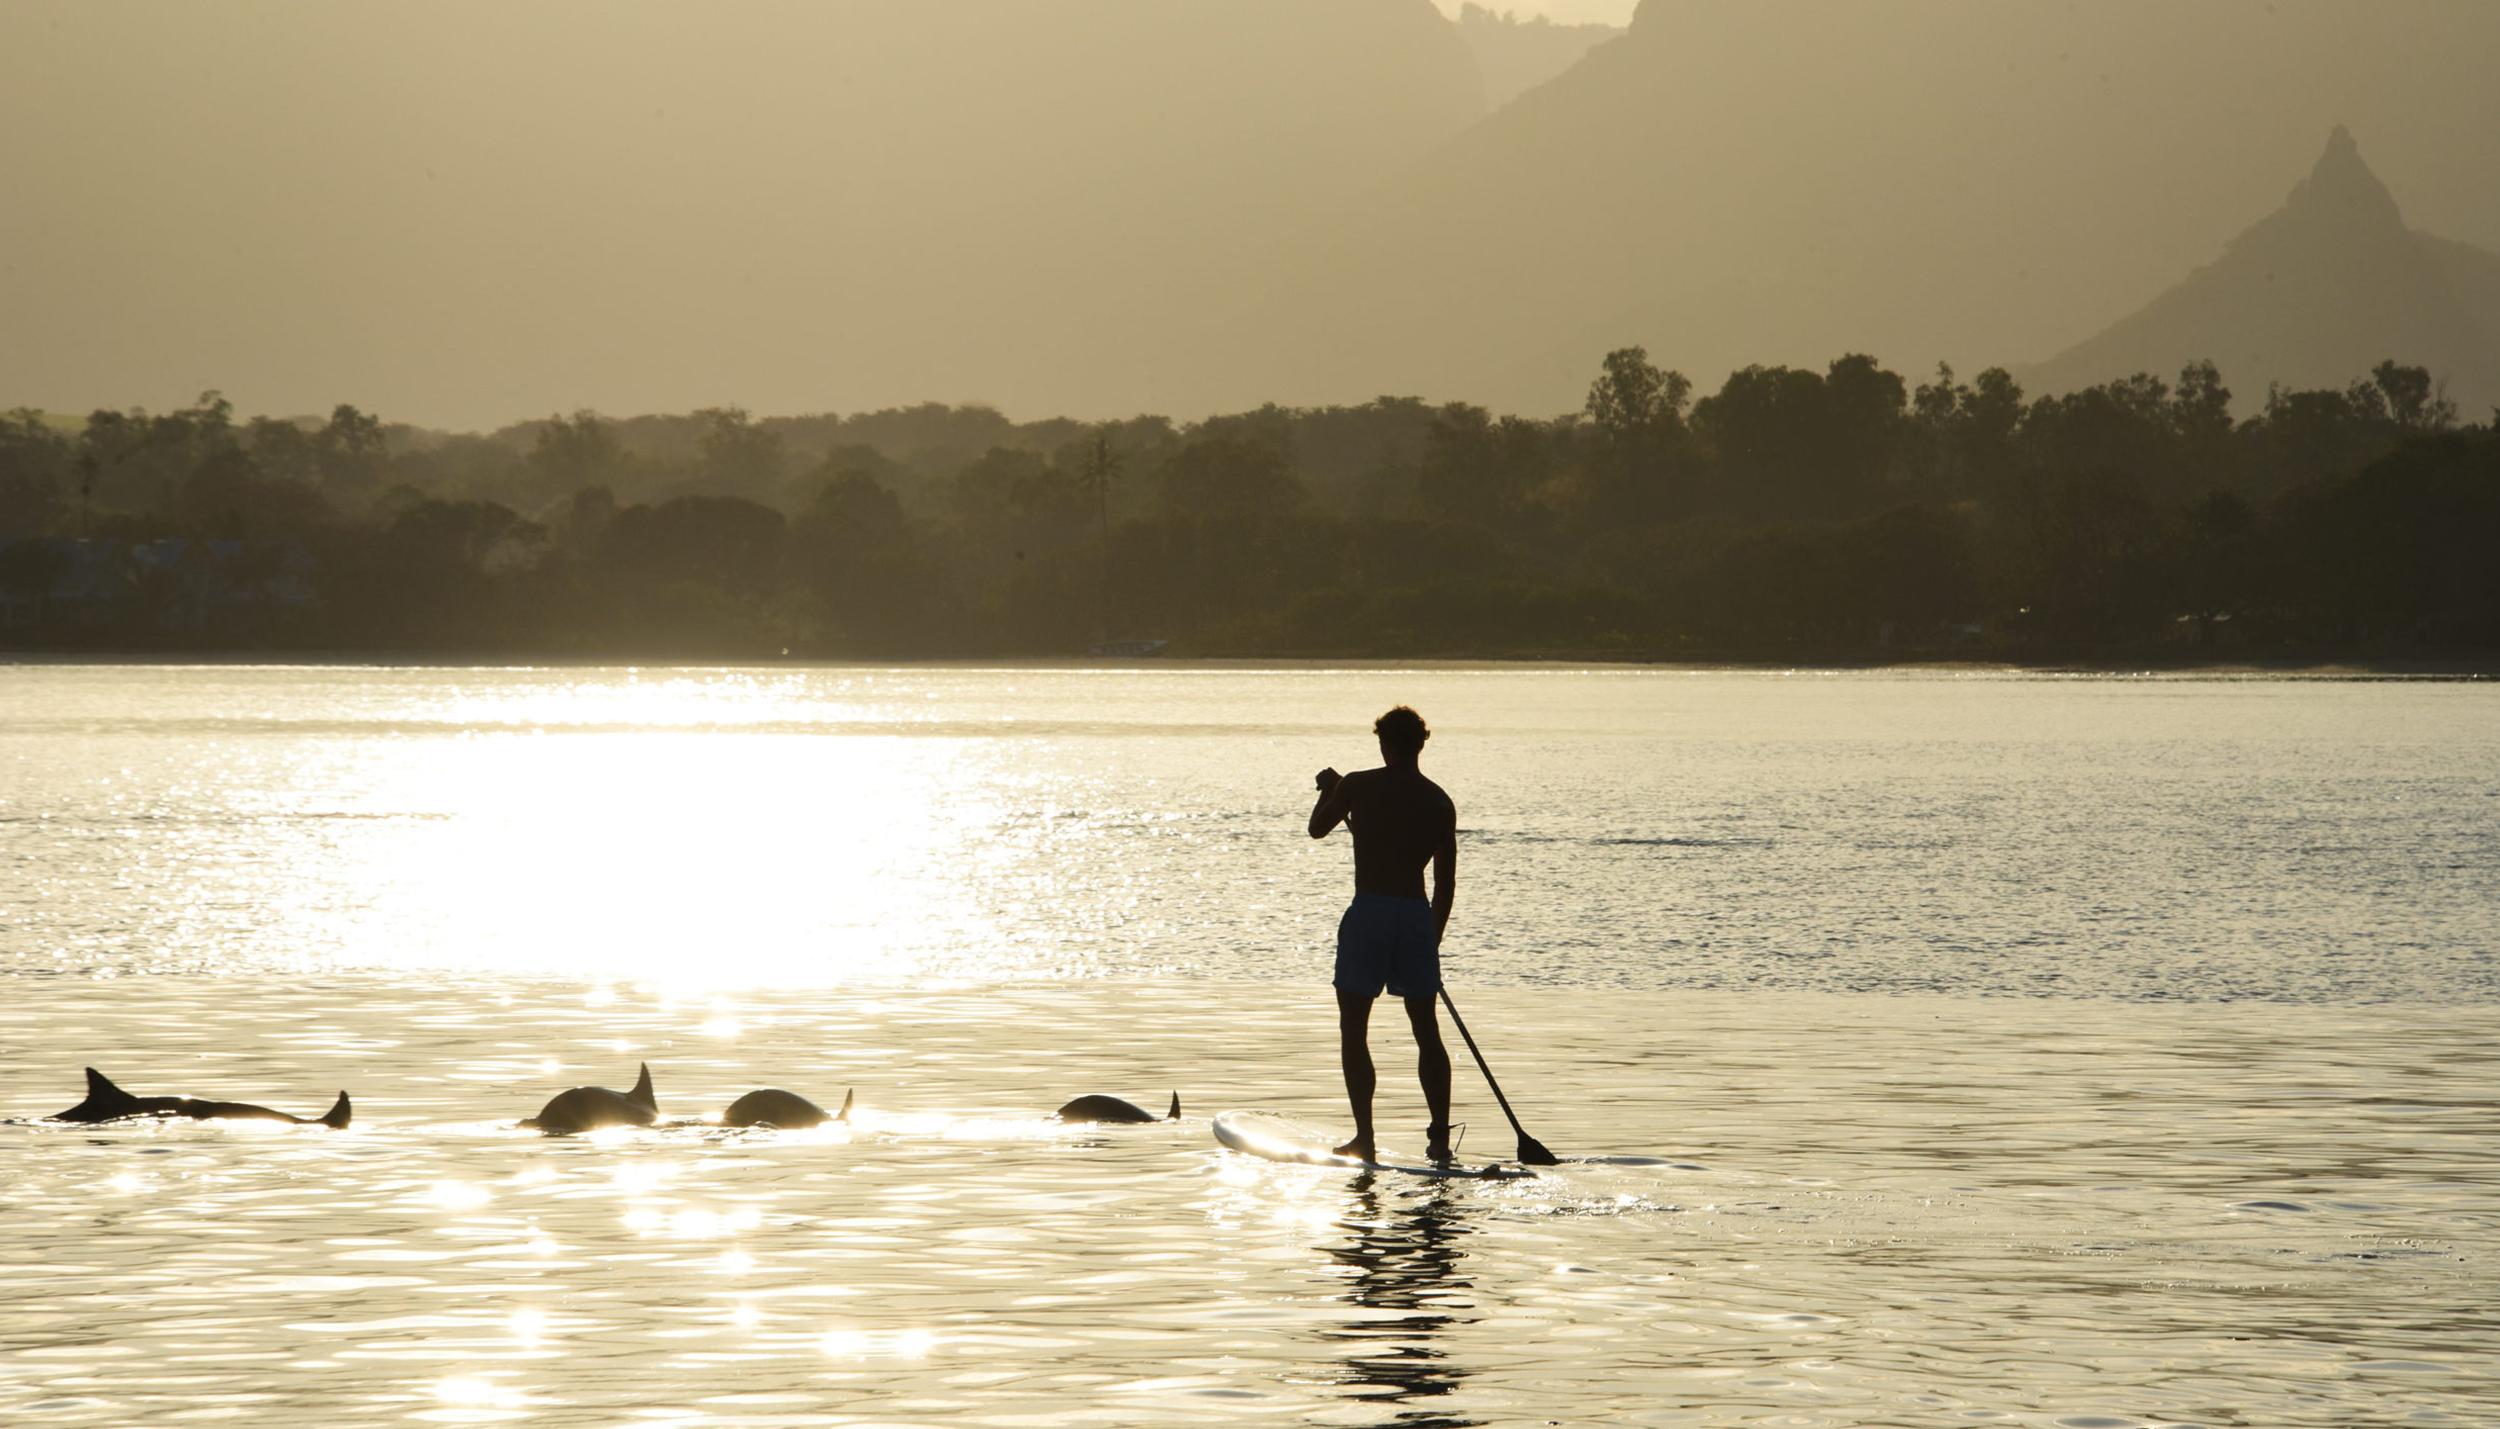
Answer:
[1374,705,1429,764]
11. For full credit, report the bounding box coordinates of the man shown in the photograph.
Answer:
[1308,705,1457,1163]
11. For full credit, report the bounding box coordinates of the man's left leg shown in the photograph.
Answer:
[1334,989,1379,1162]
[1402,993,1453,1160]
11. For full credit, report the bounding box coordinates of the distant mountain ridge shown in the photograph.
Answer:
[2026,128,2500,413]
[1225,0,2500,417]
[1452,4,1624,111]
[4,0,2499,426]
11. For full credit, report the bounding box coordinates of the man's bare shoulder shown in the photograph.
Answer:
[1423,776,1456,826]
[1372,769,1453,818]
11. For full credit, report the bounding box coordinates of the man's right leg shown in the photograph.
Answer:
[1334,988,1377,1161]
[1403,994,1454,1161]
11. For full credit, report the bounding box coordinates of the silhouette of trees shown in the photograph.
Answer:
[2369,360,2456,432]
[1419,402,1555,531]
[316,404,389,494]
[527,411,627,502]
[1157,431,1303,521]
[1583,346,1692,522]
[2277,429,2498,645]
[3,349,2491,661]
[791,470,927,651]
[0,410,72,533]
[75,392,241,514]
[172,445,331,541]
[694,407,786,500]
[1908,363,2026,502]
[600,495,785,601]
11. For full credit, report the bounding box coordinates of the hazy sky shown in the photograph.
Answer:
[1433,0,1634,21]
[3,0,2491,428]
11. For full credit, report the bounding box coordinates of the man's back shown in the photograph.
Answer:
[1342,767,1455,901]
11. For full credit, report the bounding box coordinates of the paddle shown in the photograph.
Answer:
[1437,987,1560,1165]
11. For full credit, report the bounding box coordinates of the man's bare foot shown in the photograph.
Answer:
[1424,1123,1455,1163]
[1332,1134,1376,1163]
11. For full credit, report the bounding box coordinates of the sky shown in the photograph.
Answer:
[1433,0,1635,21]
[4,0,2492,429]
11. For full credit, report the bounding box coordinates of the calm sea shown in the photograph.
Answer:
[2,664,2494,1427]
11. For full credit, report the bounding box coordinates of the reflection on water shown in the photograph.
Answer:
[0,977,2495,1426]
[1325,1177,1479,1423]
[2,665,2497,1425]
[4,663,2495,1001]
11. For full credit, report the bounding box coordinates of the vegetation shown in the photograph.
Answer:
[2,352,2493,662]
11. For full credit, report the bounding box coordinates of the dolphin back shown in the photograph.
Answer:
[723,1087,854,1129]
[523,1087,649,1134]
[723,1089,814,1128]
[55,1069,348,1127]
[524,1064,660,1134]
[1054,1093,1163,1125]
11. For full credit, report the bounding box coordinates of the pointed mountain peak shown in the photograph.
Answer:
[2027,119,2500,413]
[1626,0,1685,38]
[2282,124,2405,233]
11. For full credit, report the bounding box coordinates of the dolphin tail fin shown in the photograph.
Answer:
[837,1088,854,1122]
[629,1062,656,1112]
[1167,1091,1182,1121]
[317,1091,352,1130]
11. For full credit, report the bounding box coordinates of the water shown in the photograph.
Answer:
[2,663,2496,1427]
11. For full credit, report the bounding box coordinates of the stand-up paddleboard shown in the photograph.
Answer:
[1212,1111,1536,1180]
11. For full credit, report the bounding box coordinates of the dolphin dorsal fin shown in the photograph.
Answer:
[319,1091,353,1130]
[629,1062,655,1111]
[837,1088,855,1122]
[85,1067,127,1098]
[1167,1091,1181,1121]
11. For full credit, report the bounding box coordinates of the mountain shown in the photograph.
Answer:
[2026,129,2500,412]
[1229,0,2500,415]
[2427,241,2500,412]
[1452,5,1624,111]
[6,0,2500,427]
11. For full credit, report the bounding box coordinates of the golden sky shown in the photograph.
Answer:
[4,0,2490,428]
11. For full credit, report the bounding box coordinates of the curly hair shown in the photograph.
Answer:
[1373,705,1430,756]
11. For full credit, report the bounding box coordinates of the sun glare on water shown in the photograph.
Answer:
[289,673,1023,991]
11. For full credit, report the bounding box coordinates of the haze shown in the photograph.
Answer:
[1436,0,1636,21]
[4,0,2495,428]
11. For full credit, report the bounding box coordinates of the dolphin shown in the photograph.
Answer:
[53,1067,352,1128]
[722,1087,853,1129]
[519,1062,657,1135]
[1053,1091,1181,1125]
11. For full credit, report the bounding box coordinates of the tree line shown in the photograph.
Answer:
[1,350,2493,660]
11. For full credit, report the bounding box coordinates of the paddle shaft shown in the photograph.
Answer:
[1437,987,1541,1151]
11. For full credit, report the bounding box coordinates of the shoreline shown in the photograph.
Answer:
[2,648,2493,678]
[8,963,2498,1009]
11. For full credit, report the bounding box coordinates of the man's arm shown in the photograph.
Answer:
[1308,768,1353,839]
[1430,799,1457,943]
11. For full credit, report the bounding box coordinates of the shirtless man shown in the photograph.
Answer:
[1308,705,1457,1163]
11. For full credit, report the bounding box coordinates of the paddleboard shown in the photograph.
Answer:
[1212,1111,1535,1180]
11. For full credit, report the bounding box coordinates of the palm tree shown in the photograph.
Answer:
[1078,430,1123,645]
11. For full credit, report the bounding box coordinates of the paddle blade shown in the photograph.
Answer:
[1517,1134,1561,1167]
